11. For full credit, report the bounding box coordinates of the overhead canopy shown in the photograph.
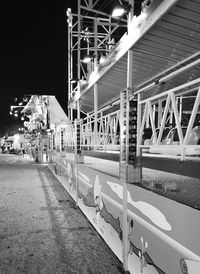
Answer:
[48,96,70,127]
[70,0,200,113]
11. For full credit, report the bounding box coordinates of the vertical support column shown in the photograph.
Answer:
[59,129,62,151]
[127,51,133,89]
[74,119,84,207]
[153,104,156,125]
[53,132,55,150]
[137,93,142,148]
[158,99,162,128]
[60,129,64,151]
[70,18,73,121]
[94,83,98,151]
[169,96,173,125]
[179,95,182,123]
[94,17,98,69]
[77,0,81,121]
[67,9,71,120]
[122,1,134,272]
[75,120,79,207]
[77,100,80,119]
[77,82,80,120]
[87,114,90,150]
[108,16,111,45]
[93,16,98,152]
[120,89,129,272]
[67,8,73,121]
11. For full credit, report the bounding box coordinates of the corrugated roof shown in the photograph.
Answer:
[76,0,200,113]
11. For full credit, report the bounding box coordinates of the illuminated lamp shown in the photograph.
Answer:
[99,55,106,64]
[82,55,92,64]
[112,0,132,18]
[66,8,71,17]
[66,8,72,27]
[70,78,79,84]
[112,7,125,17]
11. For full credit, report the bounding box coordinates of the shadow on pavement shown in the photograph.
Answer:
[37,166,124,274]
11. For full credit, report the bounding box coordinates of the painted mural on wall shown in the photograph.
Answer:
[48,152,200,274]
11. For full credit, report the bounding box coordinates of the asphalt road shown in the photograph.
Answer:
[0,154,123,274]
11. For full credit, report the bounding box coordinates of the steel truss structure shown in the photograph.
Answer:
[64,0,200,161]
[67,0,128,120]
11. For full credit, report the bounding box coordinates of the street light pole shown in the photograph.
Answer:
[77,0,81,120]
[67,8,72,120]
[122,0,134,272]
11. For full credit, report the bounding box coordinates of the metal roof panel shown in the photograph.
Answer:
[77,0,200,113]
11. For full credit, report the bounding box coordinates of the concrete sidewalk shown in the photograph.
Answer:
[0,154,123,273]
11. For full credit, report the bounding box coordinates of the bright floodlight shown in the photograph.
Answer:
[70,78,78,84]
[66,8,71,17]
[99,55,106,64]
[83,55,91,63]
[112,7,125,17]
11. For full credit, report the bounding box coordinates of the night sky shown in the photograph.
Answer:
[0,0,77,135]
[0,0,142,136]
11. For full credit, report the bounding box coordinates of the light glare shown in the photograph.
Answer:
[112,8,125,18]
[83,56,91,63]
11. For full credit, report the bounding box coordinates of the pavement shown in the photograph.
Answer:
[0,154,124,274]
